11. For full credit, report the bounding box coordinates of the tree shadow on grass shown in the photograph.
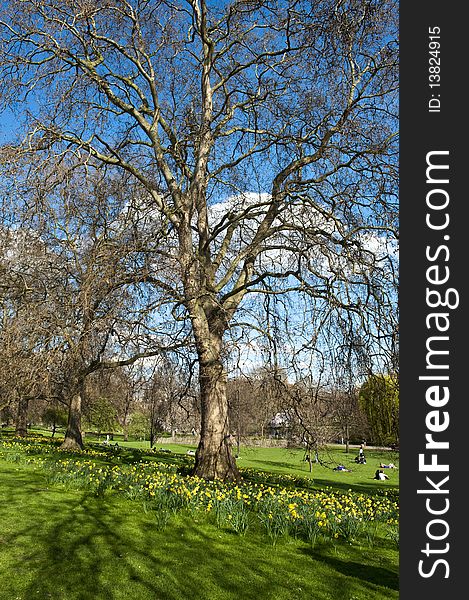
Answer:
[0,481,306,600]
[0,462,399,600]
[306,476,399,495]
[246,458,312,472]
[302,545,399,592]
[0,465,166,599]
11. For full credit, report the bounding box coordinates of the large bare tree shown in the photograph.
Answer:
[0,0,398,480]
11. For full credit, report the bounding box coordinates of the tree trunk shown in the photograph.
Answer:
[193,357,240,481]
[345,422,350,454]
[15,396,29,437]
[61,390,84,450]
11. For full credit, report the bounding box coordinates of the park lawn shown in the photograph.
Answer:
[229,445,398,494]
[119,440,399,495]
[0,458,398,600]
[10,428,399,494]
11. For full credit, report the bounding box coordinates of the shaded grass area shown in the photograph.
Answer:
[0,459,398,600]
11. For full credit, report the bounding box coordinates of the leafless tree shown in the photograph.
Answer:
[0,0,398,479]
[1,167,184,447]
[227,366,287,441]
[0,224,62,436]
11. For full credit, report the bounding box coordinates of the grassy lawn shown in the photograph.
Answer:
[25,427,399,494]
[117,440,399,495]
[0,433,399,600]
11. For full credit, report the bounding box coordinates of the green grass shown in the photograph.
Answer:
[5,427,399,495]
[0,457,398,600]
[23,428,398,486]
[3,428,398,490]
[121,440,399,495]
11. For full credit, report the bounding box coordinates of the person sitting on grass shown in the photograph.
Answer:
[374,469,389,480]
[354,444,366,464]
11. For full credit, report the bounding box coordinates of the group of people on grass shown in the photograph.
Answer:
[374,462,396,480]
[333,443,397,481]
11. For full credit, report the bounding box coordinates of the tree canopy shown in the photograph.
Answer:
[359,373,398,445]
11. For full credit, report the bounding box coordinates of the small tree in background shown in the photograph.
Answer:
[359,374,398,446]
[41,405,68,437]
[128,411,151,442]
[84,396,118,439]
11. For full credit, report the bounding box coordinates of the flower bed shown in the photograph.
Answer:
[0,436,399,547]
